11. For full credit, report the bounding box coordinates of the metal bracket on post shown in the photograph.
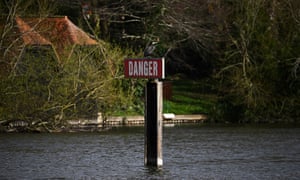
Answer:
[144,79,163,167]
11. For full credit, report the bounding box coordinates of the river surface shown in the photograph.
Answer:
[0,125,300,179]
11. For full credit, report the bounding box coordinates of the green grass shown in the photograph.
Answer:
[111,78,217,116]
[163,79,217,114]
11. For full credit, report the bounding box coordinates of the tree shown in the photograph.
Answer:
[66,0,164,48]
[214,0,300,122]
[154,0,225,77]
[59,0,219,77]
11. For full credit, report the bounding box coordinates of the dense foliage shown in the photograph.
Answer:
[78,0,300,122]
[0,0,144,131]
[0,0,299,129]
[75,0,299,122]
[214,0,300,122]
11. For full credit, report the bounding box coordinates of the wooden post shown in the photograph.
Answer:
[145,80,163,167]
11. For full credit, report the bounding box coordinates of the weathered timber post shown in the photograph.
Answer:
[144,79,163,167]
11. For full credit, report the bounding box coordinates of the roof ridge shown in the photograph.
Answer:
[64,16,97,45]
[64,16,78,44]
[15,16,51,45]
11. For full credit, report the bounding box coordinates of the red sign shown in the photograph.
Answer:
[124,58,165,79]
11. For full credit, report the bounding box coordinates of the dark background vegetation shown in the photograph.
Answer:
[0,0,299,131]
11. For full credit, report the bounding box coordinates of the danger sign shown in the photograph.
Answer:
[124,58,165,79]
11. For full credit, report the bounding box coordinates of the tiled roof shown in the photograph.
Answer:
[15,17,51,45]
[15,16,97,59]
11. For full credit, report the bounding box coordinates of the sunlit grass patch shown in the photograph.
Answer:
[163,79,216,114]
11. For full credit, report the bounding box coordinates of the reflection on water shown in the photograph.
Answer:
[0,125,300,179]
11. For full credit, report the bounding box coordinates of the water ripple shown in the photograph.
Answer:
[0,126,299,179]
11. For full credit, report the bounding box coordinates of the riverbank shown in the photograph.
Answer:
[101,114,207,127]
[2,113,299,133]
[68,114,207,131]
[0,114,208,133]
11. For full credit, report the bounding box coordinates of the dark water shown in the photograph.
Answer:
[0,125,300,179]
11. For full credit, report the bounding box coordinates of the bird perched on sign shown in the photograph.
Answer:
[144,41,159,57]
